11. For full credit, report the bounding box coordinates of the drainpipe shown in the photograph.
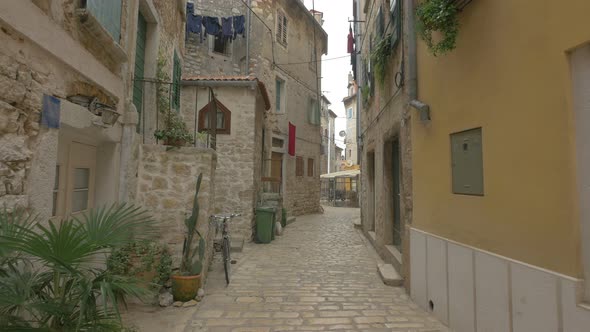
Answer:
[355,0,362,166]
[328,117,332,174]
[406,0,430,121]
[245,0,251,75]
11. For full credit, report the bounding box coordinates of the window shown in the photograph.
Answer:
[308,98,320,125]
[347,108,353,119]
[86,0,122,41]
[172,52,181,111]
[276,9,288,46]
[72,168,90,213]
[390,0,401,51]
[296,156,304,176]
[209,35,231,56]
[133,12,147,128]
[198,99,232,135]
[52,165,59,217]
[376,5,384,39]
[275,77,285,113]
[308,158,314,177]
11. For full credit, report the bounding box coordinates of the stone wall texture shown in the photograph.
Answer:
[135,144,217,278]
[183,0,326,217]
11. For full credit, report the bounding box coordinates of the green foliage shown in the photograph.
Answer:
[416,0,459,56]
[361,85,371,105]
[154,55,193,147]
[0,204,157,331]
[180,173,206,276]
[107,241,172,289]
[370,34,393,87]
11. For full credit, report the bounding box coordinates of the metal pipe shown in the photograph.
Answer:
[194,87,198,147]
[406,0,417,100]
[245,0,251,75]
[355,0,362,166]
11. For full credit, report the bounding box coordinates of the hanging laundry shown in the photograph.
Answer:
[203,16,221,36]
[221,17,233,41]
[186,14,203,40]
[186,2,194,14]
[347,24,355,54]
[233,15,246,39]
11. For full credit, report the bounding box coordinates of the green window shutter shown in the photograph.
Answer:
[86,0,122,42]
[172,52,181,111]
[133,13,147,121]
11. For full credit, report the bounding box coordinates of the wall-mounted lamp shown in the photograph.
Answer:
[67,95,120,126]
[410,100,431,122]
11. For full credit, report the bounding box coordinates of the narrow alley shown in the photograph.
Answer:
[127,207,448,332]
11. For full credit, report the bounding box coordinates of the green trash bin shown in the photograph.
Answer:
[256,207,274,244]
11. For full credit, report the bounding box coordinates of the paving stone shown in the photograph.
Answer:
[123,207,448,332]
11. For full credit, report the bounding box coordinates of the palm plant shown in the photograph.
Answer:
[0,204,158,331]
[180,173,205,276]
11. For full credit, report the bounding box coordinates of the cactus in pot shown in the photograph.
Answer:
[171,173,207,301]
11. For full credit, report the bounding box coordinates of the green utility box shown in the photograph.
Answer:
[281,208,287,227]
[256,207,275,244]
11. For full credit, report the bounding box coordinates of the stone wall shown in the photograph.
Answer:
[183,0,327,217]
[135,144,217,278]
[180,85,264,240]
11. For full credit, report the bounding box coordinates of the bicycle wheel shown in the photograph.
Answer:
[223,236,231,285]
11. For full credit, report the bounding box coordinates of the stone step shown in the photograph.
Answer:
[377,263,403,287]
[286,216,296,225]
[353,218,362,228]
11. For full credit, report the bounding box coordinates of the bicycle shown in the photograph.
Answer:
[210,213,240,285]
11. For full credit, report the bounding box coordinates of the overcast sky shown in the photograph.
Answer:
[304,0,353,149]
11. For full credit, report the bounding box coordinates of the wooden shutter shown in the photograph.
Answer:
[296,156,304,176]
[276,10,283,43]
[133,13,147,122]
[172,52,181,111]
[282,15,288,45]
[86,0,122,42]
[307,158,314,177]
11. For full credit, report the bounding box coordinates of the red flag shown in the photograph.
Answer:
[347,25,354,53]
[288,122,296,156]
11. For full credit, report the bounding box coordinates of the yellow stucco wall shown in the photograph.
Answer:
[412,0,590,277]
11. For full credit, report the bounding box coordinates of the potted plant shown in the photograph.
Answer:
[171,173,206,301]
[154,112,194,147]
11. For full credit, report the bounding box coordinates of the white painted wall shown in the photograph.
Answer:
[410,228,590,332]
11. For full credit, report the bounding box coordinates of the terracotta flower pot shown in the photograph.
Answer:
[171,274,201,301]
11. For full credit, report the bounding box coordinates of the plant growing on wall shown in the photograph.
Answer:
[154,55,193,147]
[416,0,459,56]
[361,85,371,105]
[370,34,393,87]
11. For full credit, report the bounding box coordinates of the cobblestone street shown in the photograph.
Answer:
[126,207,448,331]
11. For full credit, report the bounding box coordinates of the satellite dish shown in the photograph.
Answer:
[339,130,346,137]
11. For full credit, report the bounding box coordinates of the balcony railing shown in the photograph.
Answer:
[134,78,216,150]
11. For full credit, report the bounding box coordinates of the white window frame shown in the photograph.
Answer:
[347,107,353,119]
[275,76,286,114]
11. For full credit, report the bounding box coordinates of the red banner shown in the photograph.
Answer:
[288,122,296,156]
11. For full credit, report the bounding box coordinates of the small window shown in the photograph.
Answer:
[276,9,288,46]
[296,156,304,176]
[347,108,353,119]
[272,137,284,148]
[198,99,232,135]
[86,0,122,42]
[307,158,314,177]
[209,35,231,56]
[275,78,285,113]
[308,98,320,125]
[72,168,90,213]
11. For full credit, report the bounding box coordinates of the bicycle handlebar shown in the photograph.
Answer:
[210,213,241,219]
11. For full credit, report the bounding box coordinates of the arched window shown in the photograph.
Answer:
[197,99,231,135]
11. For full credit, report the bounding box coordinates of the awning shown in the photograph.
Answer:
[320,169,360,179]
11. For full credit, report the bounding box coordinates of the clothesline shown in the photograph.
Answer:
[186,3,246,42]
